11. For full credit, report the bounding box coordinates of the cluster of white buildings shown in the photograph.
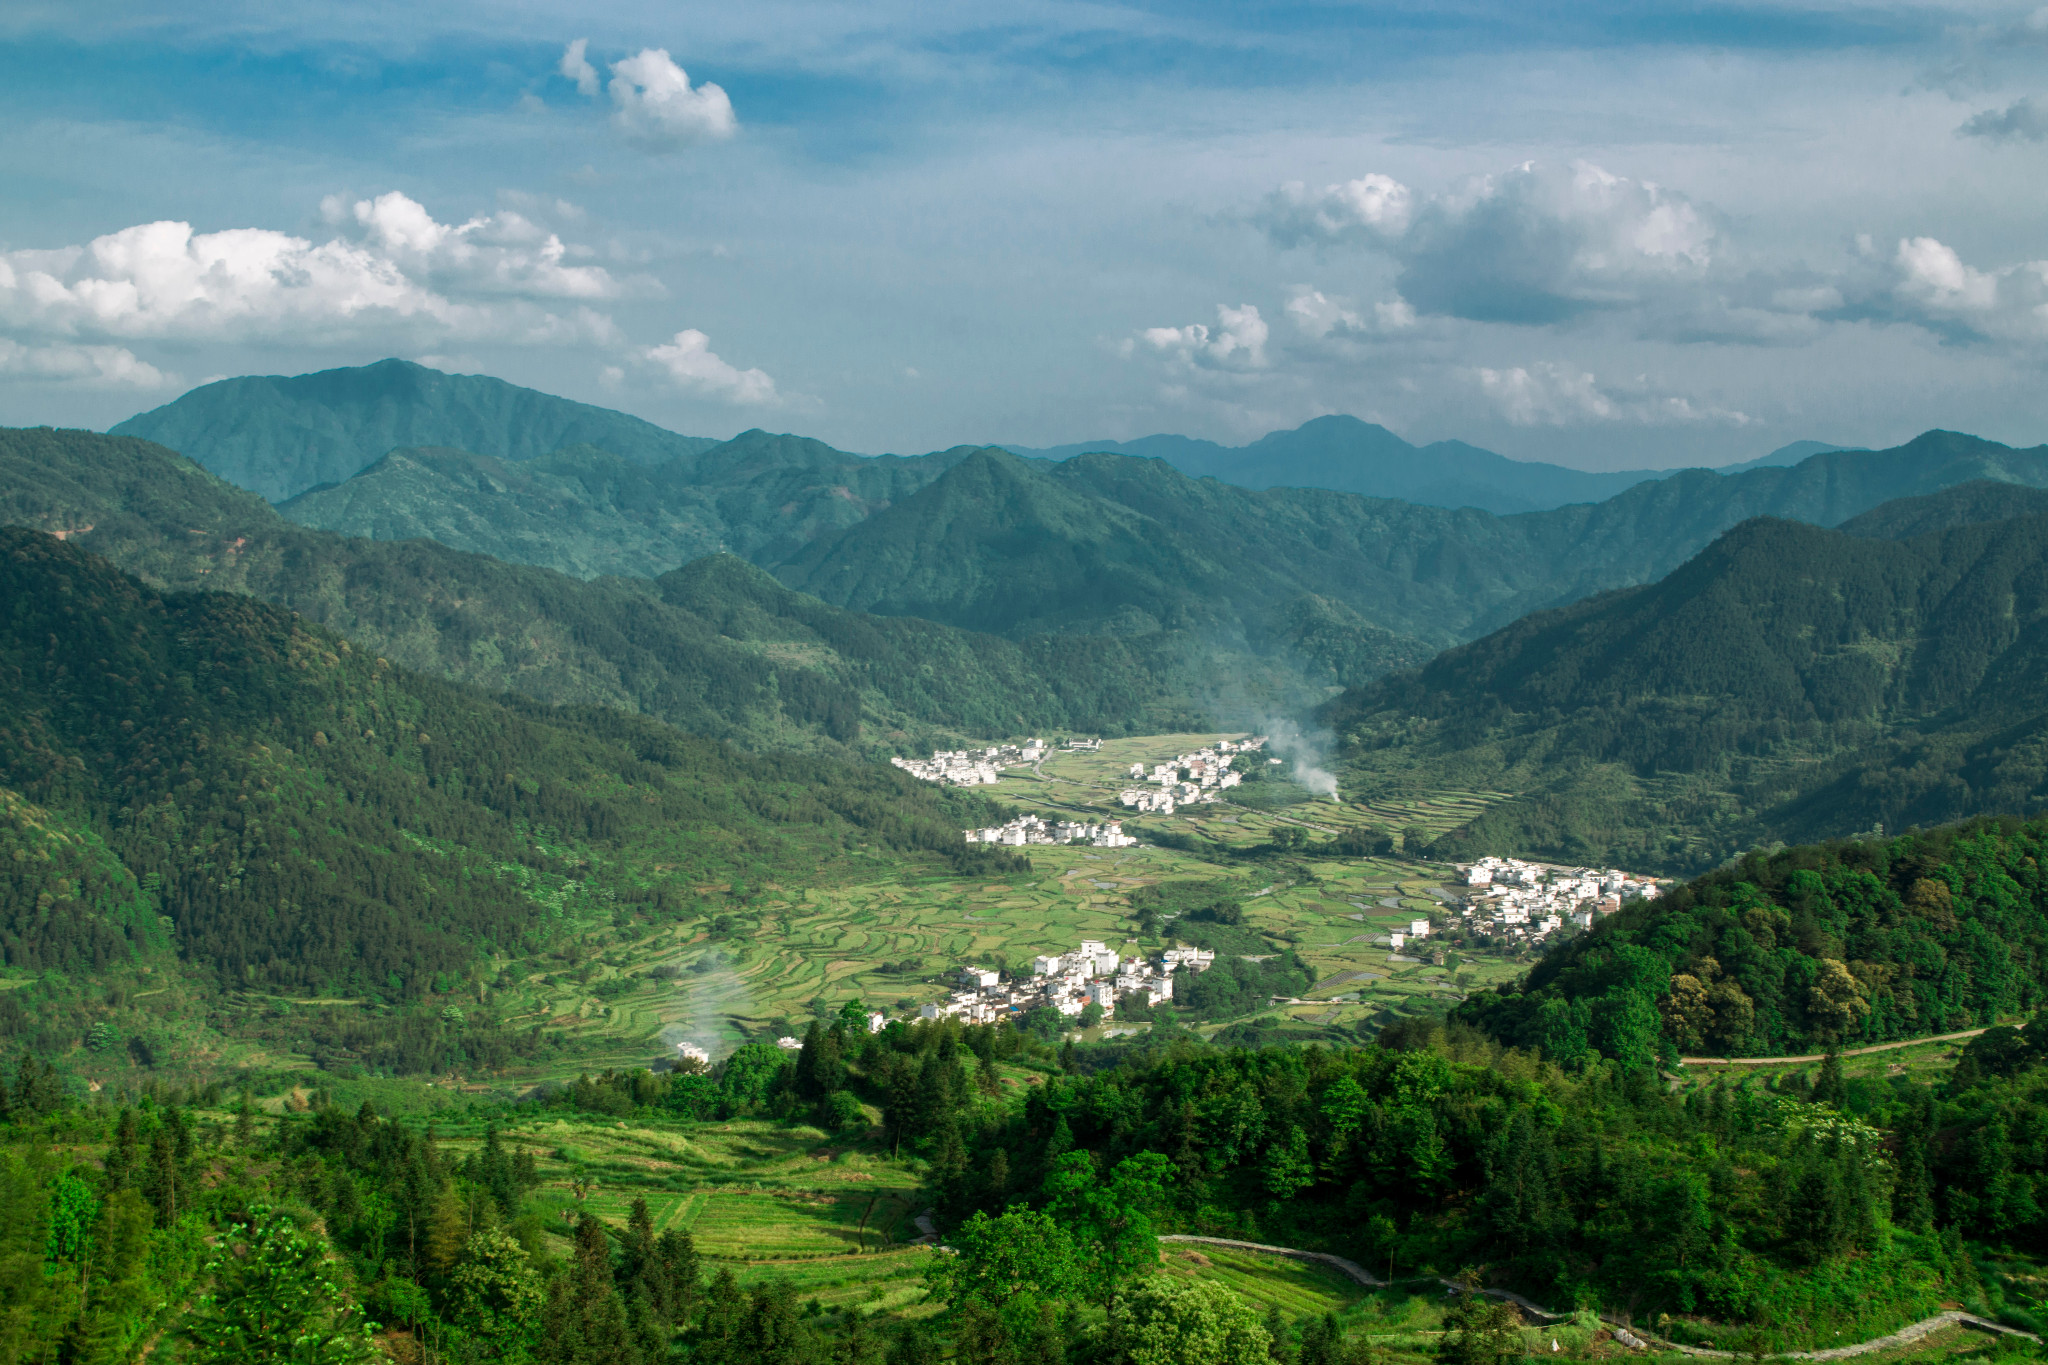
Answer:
[893,739,1046,787]
[917,939,1218,1024]
[1118,737,1263,814]
[963,814,1137,848]
[1454,857,1662,946]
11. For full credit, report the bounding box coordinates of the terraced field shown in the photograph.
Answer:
[451,735,1555,1070]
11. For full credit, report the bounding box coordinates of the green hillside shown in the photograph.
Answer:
[1837,478,2048,539]
[278,429,974,581]
[0,427,1192,752]
[111,357,721,501]
[1325,501,2048,871]
[1457,813,2048,1068]
[0,526,1027,1040]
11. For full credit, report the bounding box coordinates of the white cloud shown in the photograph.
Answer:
[559,38,601,98]
[0,195,623,352]
[1474,362,1749,427]
[1261,160,1719,330]
[1259,174,1413,247]
[1883,235,2048,342]
[1134,303,1268,368]
[607,49,737,150]
[350,191,620,300]
[643,329,779,404]
[0,339,169,388]
[1284,287,1413,339]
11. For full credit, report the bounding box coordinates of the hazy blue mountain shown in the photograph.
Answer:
[112,358,722,501]
[1005,415,1668,513]
[1008,420,1859,513]
[1714,438,1852,473]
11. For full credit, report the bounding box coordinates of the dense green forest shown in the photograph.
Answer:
[0,428,1198,750]
[15,992,2048,1363]
[1326,500,2048,871]
[1457,814,2048,1065]
[0,527,1026,1058]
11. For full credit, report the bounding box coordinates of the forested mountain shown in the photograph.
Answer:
[280,429,976,580]
[0,526,1017,1019]
[1459,814,2048,1068]
[1837,479,2048,540]
[111,358,722,501]
[1325,494,2048,871]
[776,431,2048,655]
[0,427,1191,750]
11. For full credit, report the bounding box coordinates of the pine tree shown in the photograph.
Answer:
[235,1086,255,1151]
[143,1126,178,1226]
[103,1108,140,1192]
[656,1227,701,1318]
[1813,1049,1846,1108]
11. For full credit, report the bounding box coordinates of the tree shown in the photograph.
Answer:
[1046,1150,1171,1346]
[450,1226,544,1359]
[184,1207,377,1364]
[927,1206,1082,1330]
[1436,1274,1522,1365]
[1116,1276,1272,1365]
[1813,1049,1846,1108]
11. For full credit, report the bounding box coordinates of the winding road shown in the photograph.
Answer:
[1680,1028,1988,1067]
[1157,1235,2038,1359]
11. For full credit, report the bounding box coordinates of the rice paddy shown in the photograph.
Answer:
[468,733,1550,1066]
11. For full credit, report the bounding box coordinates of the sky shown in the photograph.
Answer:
[2,2,2046,470]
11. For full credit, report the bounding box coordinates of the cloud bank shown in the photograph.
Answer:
[0,192,782,402]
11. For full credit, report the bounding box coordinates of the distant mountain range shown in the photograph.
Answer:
[1003,418,1848,514]
[1324,478,2048,872]
[70,362,2048,715]
[0,427,1204,753]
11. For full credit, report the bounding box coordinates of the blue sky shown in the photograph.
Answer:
[2,1,2045,469]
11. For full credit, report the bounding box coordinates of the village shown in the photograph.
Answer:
[1447,855,1663,949]
[1116,735,1265,814]
[913,938,1217,1025]
[962,813,1137,848]
[889,735,1105,787]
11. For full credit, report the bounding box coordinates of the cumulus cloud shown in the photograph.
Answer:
[609,49,738,148]
[0,194,624,358]
[1960,96,2048,142]
[643,329,779,404]
[1132,303,1269,368]
[1474,362,1749,427]
[0,339,168,388]
[1259,174,1413,247]
[1880,235,2048,343]
[560,43,738,150]
[1260,160,1722,330]
[559,38,601,98]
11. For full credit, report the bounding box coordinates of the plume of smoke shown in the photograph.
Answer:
[1262,717,1341,799]
[658,951,752,1062]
